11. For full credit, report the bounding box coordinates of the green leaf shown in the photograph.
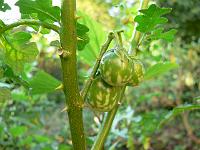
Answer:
[0,0,11,12]
[159,104,200,128]
[15,0,60,22]
[149,28,177,42]
[144,62,178,80]
[77,23,90,51]
[0,32,38,74]
[9,126,27,137]
[34,135,51,143]
[77,11,107,66]
[135,4,172,33]
[29,70,61,95]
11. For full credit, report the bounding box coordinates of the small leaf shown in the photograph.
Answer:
[29,70,61,95]
[77,23,90,51]
[149,28,177,42]
[159,104,200,128]
[144,62,178,80]
[15,0,60,22]
[0,0,11,12]
[135,4,172,33]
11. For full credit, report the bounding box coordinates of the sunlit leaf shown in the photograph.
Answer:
[29,70,61,95]
[149,28,177,42]
[0,33,38,74]
[144,62,178,80]
[135,4,172,33]
[159,104,200,128]
[15,0,60,22]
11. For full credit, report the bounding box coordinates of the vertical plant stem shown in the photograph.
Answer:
[129,0,150,55]
[60,0,86,149]
[92,87,126,150]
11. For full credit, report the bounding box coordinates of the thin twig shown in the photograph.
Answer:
[81,32,115,100]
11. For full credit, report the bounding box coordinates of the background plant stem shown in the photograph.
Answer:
[92,0,150,149]
[60,0,86,149]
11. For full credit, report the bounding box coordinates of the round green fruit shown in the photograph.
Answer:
[87,76,122,112]
[100,48,133,86]
[128,59,144,86]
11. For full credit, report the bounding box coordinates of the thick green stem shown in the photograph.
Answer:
[92,87,126,150]
[81,32,115,100]
[129,0,150,55]
[60,0,86,149]
[0,19,59,34]
[92,0,150,149]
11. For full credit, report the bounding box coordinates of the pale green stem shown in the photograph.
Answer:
[0,19,60,34]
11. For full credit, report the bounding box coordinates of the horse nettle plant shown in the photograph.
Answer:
[0,0,178,149]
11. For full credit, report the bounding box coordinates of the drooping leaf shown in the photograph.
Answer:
[15,0,60,22]
[29,70,61,95]
[0,33,39,74]
[135,4,172,33]
[0,0,11,12]
[77,23,90,51]
[148,28,177,42]
[159,104,200,128]
[144,62,178,80]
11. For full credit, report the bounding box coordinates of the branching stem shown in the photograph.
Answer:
[92,0,150,149]
[81,32,115,100]
[0,19,60,34]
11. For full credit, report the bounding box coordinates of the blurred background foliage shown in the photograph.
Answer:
[0,0,200,150]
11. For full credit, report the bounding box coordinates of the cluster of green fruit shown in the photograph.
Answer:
[87,47,144,112]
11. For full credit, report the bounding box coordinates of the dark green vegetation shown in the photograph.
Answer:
[0,0,200,149]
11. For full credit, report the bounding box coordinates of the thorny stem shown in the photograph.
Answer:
[60,0,86,149]
[0,19,60,34]
[81,32,115,101]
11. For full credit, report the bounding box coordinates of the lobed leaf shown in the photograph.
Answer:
[135,4,172,33]
[15,0,60,22]
[148,28,177,42]
[144,62,178,80]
